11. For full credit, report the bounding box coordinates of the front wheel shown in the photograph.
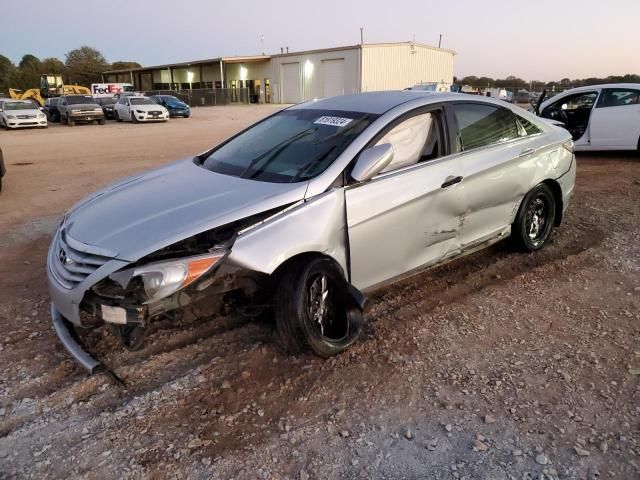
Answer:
[512,183,556,252]
[130,111,138,123]
[275,258,363,357]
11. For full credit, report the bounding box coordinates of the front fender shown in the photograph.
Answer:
[227,189,348,277]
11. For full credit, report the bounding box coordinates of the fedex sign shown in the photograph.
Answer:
[91,83,134,98]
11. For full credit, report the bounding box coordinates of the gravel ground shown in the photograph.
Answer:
[0,107,638,480]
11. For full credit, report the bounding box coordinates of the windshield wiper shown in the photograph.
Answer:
[288,145,338,183]
[239,127,315,179]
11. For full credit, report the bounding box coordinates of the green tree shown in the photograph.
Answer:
[0,54,15,93]
[40,57,66,75]
[110,61,141,71]
[65,46,108,85]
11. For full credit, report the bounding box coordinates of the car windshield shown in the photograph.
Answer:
[5,102,37,111]
[202,109,378,183]
[130,98,155,105]
[67,96,96,105]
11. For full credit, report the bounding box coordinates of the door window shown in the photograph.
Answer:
[596,89,640,108]
[452,104,520,151]
[374,112,442,172]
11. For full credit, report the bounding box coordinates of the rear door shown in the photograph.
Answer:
[345,107,467,291]
[449,102,549,247]
[589,88,640,149]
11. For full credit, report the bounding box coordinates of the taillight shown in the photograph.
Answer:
[562,140,575,154]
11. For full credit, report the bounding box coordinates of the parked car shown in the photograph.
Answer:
[43,97,61,122]
[95,97,117,119]
[148,95,190,118]
[47,91,575,372]
[0,147,5,192]
[114,96,169,123]
[536,83,640,151]
[0,99,47,129]
[57,95,105,126]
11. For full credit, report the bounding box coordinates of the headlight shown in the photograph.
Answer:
[94,108,103,113]
[128,252,226,303]
[71,109,81,114]
[136,110,145,114]
[37,113,45,118]
[562,140,575,154]
[7,115,16,119]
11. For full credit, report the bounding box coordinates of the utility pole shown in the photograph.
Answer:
[260,34,265,55]
[438,34,443,48]
[360,27,364,45]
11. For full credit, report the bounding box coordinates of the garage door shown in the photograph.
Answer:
[281,63,301,104]
[322,59,345,98]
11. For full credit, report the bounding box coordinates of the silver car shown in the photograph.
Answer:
[47,91,576,372]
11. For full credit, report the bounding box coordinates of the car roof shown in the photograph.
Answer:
[289,91,518,115]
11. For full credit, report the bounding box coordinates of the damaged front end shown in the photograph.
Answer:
[48,210,281,373]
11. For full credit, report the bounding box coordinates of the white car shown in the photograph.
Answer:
[537,83,640,151]
[114,96,169,123]
[0,99,47,129]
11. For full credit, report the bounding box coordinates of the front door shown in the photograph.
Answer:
[345,108,466,291]
[540,91,598,145]
[589,88,640,149]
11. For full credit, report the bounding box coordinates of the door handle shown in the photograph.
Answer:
[519,147,535,157]
[441,175,463,188]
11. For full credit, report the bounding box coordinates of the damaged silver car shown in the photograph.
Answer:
[48,91,576,373]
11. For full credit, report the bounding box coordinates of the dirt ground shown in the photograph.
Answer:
[0,107,638,480]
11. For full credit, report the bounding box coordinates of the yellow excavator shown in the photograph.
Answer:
[9,74,91,106]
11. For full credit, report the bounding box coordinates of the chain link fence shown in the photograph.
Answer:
[143,88,256,106]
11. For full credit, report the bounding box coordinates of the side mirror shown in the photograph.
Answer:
[351,143,394,182]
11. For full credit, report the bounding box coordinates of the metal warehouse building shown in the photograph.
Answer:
[103,42,455,105]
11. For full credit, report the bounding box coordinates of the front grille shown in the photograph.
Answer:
[148,111,162,115]
[50,229,113,289]
[17,114,36,119]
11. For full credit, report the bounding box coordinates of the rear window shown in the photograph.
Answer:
[452,103,520,151]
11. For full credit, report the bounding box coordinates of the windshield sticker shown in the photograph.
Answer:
[314,116,353,128]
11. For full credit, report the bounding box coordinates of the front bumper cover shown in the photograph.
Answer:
[51,303,101,373]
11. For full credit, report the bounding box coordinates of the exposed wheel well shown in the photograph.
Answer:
[271,252,345,283]
[542,179,564,226]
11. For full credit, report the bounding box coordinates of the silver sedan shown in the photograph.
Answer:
[47,91,575,372]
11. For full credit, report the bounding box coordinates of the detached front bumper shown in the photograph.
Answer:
[51,303,101,373]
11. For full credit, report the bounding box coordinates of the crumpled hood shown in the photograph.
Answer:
[65,158,308,261]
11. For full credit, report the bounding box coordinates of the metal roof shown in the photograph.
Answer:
[103,42,454,75]
[290,91,443,114]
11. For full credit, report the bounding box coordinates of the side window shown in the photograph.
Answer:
[452,104,519,151]
[515,115,542,136]
[374,112,442,172]
[596,89,640,108]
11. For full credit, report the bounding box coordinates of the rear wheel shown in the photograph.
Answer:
[68,117,75,127]
[512,183,556,252]
[275,257,363,357]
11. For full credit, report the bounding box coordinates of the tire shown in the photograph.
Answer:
[68,118,75,127]
[131,111,138,123]
[512,183,556,252]
[98,118,106,125]
[275,257,363,357]
[114,111,122,122]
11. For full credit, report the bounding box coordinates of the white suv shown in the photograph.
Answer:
[114,96,169,123]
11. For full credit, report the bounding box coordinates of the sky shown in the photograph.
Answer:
[2,0,639,81]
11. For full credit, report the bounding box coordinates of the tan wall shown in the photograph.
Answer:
[269,47,361,104]
[224,61,271,84]
[361,44,455,91]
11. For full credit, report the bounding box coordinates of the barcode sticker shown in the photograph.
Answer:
[314,116,353,127]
